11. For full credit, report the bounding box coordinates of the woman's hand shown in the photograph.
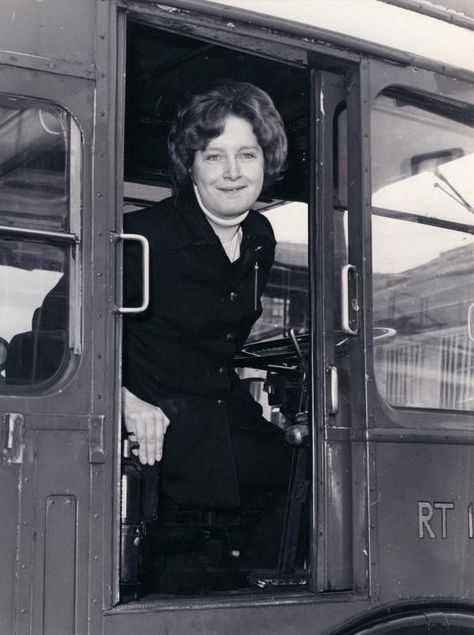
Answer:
[122,387,170,465]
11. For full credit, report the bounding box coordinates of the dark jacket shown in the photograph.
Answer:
[123,189,277,507]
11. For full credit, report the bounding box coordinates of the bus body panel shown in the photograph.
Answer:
[0,0,96,78]
[372,441,474,604]
[205,0,474,74]
[0,460,19,634]
[22,427,91,635]
[103,596,371,635]
[0,6,104,634]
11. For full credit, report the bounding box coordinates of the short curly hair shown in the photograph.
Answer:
[168,80,287,194]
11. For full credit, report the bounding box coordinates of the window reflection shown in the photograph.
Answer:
[0,99,69,231]
[250,202,309,340]
[371,93,474,412]
[373,220,474,410]
[243,202,309,425]
[0,238,68,385]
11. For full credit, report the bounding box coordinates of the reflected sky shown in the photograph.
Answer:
[0,267,62,342]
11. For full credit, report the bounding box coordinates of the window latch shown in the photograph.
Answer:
[2,413,24,465]
[341,264,360,335]
[468,302,474,342]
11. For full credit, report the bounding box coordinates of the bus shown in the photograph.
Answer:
[0,0,473,633]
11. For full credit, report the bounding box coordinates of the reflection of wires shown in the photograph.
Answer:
[38,109,61,136]
[434,168,474,214]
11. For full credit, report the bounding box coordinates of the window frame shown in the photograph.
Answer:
[0,94,82,394]
[364,60,474,432]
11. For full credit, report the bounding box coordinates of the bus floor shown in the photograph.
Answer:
[138,493,309,595]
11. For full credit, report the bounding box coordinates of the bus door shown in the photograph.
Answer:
[312,69,361,593]
[0,66,96,635]
[365,60,474,604]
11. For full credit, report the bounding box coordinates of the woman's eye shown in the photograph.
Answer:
[205,153,222,162]
[240,152,256,160]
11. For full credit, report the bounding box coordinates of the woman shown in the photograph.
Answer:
[123,80,289,510]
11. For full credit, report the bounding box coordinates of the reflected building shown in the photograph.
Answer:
[373,241,474,411]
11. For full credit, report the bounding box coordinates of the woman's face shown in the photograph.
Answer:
[191,115,265,220]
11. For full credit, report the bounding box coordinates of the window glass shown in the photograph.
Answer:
[251,201,309,340]
[242,202,308,426]
[371,93,474,411]
[0,97,69,231]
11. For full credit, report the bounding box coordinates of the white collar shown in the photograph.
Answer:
[193,184,249,228]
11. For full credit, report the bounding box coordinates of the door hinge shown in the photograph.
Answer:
[89,415,105,464]
[2,413,24,465]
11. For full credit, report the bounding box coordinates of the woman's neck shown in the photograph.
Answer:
[193,184,249,242]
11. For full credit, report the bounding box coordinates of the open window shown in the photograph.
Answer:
[120,20,314,599]
[118,18,354,602]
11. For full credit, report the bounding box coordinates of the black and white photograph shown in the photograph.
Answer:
[0,1,473,633]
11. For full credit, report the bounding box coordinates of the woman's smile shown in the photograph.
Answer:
[191,115,265,220]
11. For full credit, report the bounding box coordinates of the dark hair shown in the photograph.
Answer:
[168,80,288,194]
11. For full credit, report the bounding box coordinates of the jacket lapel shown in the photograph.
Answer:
[163,188,274,283]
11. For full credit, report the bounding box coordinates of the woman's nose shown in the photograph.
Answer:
[223,157,241,180]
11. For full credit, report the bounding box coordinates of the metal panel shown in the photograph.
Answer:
[373,442,474,603]
[104,594,371,635]
[0,461,19,635]
[22,429,91,635]
[199,0,474,76]
[0,0,96,78]
[43,495,77,635]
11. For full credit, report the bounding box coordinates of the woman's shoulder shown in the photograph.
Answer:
[246,209,276,245]
[123,196,177,236]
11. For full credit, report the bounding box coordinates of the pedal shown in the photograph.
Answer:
[248,570,309,589]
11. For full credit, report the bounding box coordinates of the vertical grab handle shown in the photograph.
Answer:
[116,233,150,314]
[468,302,474,342]
[341,264,359,335]
[327,366,339,415]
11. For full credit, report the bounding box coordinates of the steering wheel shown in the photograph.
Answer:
[234,332,309,372]
[235,326,397,371]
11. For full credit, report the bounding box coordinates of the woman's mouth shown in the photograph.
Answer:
[218,186,246,193]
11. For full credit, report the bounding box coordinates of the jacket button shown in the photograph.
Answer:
[230,291,238,302]
[226,332,235,342]
[218,367,226,375]
[216,399,226,407]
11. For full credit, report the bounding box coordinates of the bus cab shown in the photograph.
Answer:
[0,1,473,633]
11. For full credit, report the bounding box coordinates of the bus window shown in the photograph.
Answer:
[371,93,474,411]
[259,202,309,338]
[237,202,309,426]
[0,101,70,231]
[0,98,80,388]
